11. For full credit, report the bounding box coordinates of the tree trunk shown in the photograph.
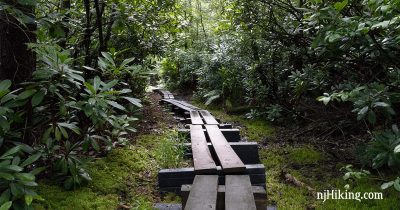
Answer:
[60,0,71,48]
[0,1,36,85]
[94,0,105,55]
[83,0,92,66]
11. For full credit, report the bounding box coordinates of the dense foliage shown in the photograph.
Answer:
[0,0,180,208]
[1,0,400,208]
[159,0,400,191]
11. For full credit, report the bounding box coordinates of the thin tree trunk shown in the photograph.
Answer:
[83,0,92,66]
[94,0,105,55]
[0,1,36,85]
[60,0,71,48]
[104,3,116,47]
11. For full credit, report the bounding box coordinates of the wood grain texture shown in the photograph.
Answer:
[199,110,219,124]
[184,175,218,210]
[190,125,217,174]
[190,111,204,125]
[205,125,245,173]
[225,175,257,210]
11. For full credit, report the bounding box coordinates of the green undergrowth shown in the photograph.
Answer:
[192,101,400,209]
[34,130,186,209]
[191,101,275,142]
[261,144,400,210]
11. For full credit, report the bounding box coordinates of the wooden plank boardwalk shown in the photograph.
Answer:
[190,125,217,174]
[184,175,218,210]
[153,89,266,210]
[205,125,246,173]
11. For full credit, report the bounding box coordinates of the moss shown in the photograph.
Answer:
[162,193,182,203]
[88,147,153,194]
[34,130,185,209]
[35,183,119,210]
[289,146,323,165]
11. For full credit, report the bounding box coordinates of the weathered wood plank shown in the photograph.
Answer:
[205,125,245,173]
[178,128,241,142]
[183,142,260,164]
[199,110,219,124]
[190,125,217,174]
[190,111,204,125]
[181,185,266,210]
[184,175,218,210]
[158,174,266,188]
[163,99,194,112]
[225,175,257,210]
[158,164,265,179]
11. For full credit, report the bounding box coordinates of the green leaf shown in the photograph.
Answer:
[394,179,400,192]
[55,127,61,141]
[394,145,400,153]
[381,181,394,190]
[31,90,45,107]
[0,172,14,181]
[122,97,142,107]
[93,76,101,91]
[121,57,135,66]
[0,80,11,91]
[106,100,126,110]
[57,122,81,134]
[0,201,12,210]
[25,195,33,206]
[0,190,10,205]
[205,95,220,106]
[317,95,331,105]
[20,153,41,167]
[367,111,376,124]
[91,138,100,151]
[101,52,116,66]
[0,146,21,159]
[84,82,96,94]
[15,173,35,181]
[20,181,38,187]
[3,165,23,172]
[372,20,390,29]
[17,89,36,100]
[357,106,369,119]
[373,102,390,108]
[334,0,348,11]
[101,80,118,91]
[30,167,46,176]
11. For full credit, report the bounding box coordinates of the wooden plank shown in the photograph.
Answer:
[178,101,199,110]
[190,125,217,174]
[178,128,241,142]
[184,175,218,210]
[205,125,245,173]
[200,110,219,124]
[183,142,260,164]
[158,174,266,188]
[181,185,266,210]
[225,175,257,210]
[158,164,265,179]
[165,99,193,112]
[190,111,204,125]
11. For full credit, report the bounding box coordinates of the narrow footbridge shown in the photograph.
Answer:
[154,89,267,210]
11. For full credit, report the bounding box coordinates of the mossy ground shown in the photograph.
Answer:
[34,131,185,210]
[194,102,400,210]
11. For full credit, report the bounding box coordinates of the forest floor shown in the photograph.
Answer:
[189,98,400,210]
[32,92,400,210]
[33,92,185,209]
